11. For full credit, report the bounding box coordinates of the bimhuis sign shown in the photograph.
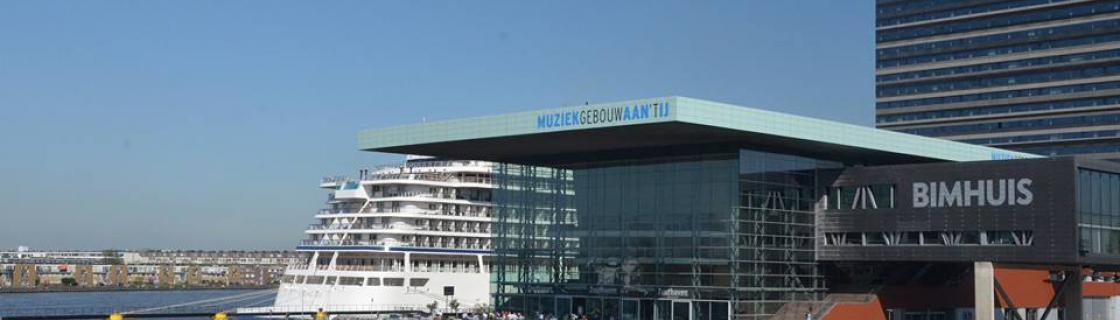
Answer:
[837,159,1059,212]
[912,178,1034,208]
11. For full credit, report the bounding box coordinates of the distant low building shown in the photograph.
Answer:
[0,248,306,289]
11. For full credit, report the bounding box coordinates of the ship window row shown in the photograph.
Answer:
[877,19,1120,59]
[823,231,1034,246]
[312,218,492,233]
[282,275,427,286]
[876,96,1120,123]
[296,256,484,273]
[370,185,492,202]
[878,2,1120,42]
[877,0,1069,26]
[899,112,1120,136]
[877,80,1120,109]
[302,236,493,250]
[319,202,491,217]
[959,129,1120,145]
[360,170,490,184]
[878,64,1120,98]
[879,48,1120,83]
[878,31,1120,69]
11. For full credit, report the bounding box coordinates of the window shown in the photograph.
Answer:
[886,232,919,245]
[866,233,887,245]
[338,277,363,286]
[959,232,980,245]
[826,230,1033,247]
[383,278,405,286]
[984,231,1015,245]
[833,184,894,210]
[305,276,324,284]
[921,232,942,245]
[366,277,380,286]
[409,278,429,287]
[843,233,862,246]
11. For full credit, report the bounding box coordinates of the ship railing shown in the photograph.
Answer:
[299,240,364,246]
[318,208,366,215]
[0,304,434,319]
[242,304,431,314]
[299,240,400,247]
[418,226,490,234]
[391,159,488,169]
[320,208,420,215]
[410,265,483,273]
[436,210,491,217]
[360,172,492,184]
[334,265,385,272]
[321,176,350,184]
[306,223,401,231]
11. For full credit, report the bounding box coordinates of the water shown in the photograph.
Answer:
[0,289,276,319]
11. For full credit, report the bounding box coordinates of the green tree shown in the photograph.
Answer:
[61,277,78,286]
[448,299,460,313]
[426,301,439,314]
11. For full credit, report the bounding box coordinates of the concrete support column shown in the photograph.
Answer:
[975,261,995,320]
[1062,270,1083,320]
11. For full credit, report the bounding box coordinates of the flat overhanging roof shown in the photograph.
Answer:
[358,96,1039,166]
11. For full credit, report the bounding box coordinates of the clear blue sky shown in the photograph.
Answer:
[0,1,874,250]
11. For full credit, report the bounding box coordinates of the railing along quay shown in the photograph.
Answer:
[0,304,431,320]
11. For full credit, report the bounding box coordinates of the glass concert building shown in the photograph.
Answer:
[875,0,1120,162]
[359,97,1120,320]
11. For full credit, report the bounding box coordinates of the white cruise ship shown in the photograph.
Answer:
[271,156,493,312]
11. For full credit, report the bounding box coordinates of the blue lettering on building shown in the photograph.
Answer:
[536,102,670,129]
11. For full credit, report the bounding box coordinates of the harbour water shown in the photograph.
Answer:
[0,289,275,319]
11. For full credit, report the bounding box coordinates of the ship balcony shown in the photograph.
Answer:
[318,208,366,215]
[369,191,490,201]
[361,173,492,185]
[315,208,492,219]
[286,263,408,273]
[299,239,383,246]
[298,239,492,251]
[305,224,492,236]
[307,223,410,231]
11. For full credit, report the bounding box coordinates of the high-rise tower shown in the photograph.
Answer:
[875,0,1120,161]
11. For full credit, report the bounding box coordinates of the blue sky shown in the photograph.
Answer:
[0,1,874,250]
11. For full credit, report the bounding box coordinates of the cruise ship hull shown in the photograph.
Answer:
[273,271,489,310]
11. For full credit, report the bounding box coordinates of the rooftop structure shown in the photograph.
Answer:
[358,96,1120,320]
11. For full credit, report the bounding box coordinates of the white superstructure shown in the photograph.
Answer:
[271,157,494,312]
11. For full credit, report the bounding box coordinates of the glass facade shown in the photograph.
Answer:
[491,149,838,320]
[1078,168,1120,255]
[876,0,1120,161]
